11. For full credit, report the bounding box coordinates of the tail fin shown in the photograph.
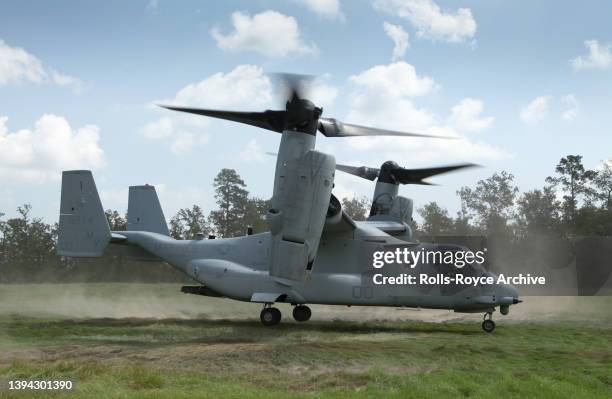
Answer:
[127,185,169,235]
[57,170,111,257]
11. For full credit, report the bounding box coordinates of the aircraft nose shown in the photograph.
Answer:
[499,283,521,304]
[495,283,521,315]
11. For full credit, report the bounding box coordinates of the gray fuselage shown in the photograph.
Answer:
[115,221,519,313]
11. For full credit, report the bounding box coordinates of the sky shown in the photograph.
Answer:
[1,0,612,223]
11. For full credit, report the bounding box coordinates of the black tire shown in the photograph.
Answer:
[270,307,281,323]
[260,307,281,326]
[292,305,312,322]
[482,319,495,333]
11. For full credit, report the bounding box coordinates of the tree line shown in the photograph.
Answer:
[105,168,271,239]
[1,155,611,282]
[417,155,612,239]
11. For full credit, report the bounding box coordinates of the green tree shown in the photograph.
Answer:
[105,209,127,230]
[516,186,561,237]
[451,197,479,235]
[209,169,249,237]
[341,196,371,221]
[169,214,186,239]
[0,204,56,280]
[172,205,209,239]
[574,207,612,236]
[418,201,454,235]
[457,171,519,236]
[546,155,596,224]
[593,160,612,210]
[244,197,271,234]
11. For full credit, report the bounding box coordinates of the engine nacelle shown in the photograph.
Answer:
[368,181,413,224]
[267,131,335,281]
[390,195,413,223]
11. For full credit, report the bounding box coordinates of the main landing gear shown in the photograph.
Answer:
[260,304,281,326]
[259,304,312,326]
[482,312,496,333]
[292,305,312,322]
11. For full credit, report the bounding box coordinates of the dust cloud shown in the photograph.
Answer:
[0,283,258,320]
[1,283,609,325]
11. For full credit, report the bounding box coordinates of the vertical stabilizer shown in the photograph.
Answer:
[127,185,169,235]
[57,170,111,257]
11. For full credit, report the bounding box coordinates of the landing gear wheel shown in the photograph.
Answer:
[260,307,281,326]
[482,319,495,333]
[292,305,312,322]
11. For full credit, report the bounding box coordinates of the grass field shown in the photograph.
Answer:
[0,284,611,399]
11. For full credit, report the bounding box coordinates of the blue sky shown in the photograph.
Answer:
[1,0,612,223]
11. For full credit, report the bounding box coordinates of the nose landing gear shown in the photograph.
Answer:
[260,304,282,326]
[482,312,495,333]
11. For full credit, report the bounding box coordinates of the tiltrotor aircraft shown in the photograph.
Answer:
[57,76,520,332]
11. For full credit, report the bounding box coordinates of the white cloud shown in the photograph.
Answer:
[143,65,339,155]
[0,115,104,183]
[163,65,337,109]
[211,10,318,58]
[560,94,578,121]
[383,22,410,61]
[140,117,209,155]
[140,117,174,139]
[571,40,612,71]
[331,170,373,202]
[167,65,273,109]
[295,0,343,19]
[449,98,494,132]
[344,62,507,163]
[100,187,129,211]
[143,65,274,154]
[346,91,436,133]
[146,0,158,14]
[520,96,550,124]
[344,127,507,165]
[307,75,339,107]
[0,39,83,90]
[0,40,45,84]
[373,0,476,43]
[169,132,209,155]
[346,63,437,133]
[238,139,266,163]
[349,61,436,99]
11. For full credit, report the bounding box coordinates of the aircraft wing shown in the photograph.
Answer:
[322,210,357,235]
[360,220,409,235]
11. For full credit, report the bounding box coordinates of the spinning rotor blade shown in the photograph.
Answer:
[273,73,313,104]
[336,161,479,185]
[161,74,450,139]
[390,163,479,185]
[318,118,454,139]
[159,75,316,135]
[158,105,286,133]
[336,164,380,181]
